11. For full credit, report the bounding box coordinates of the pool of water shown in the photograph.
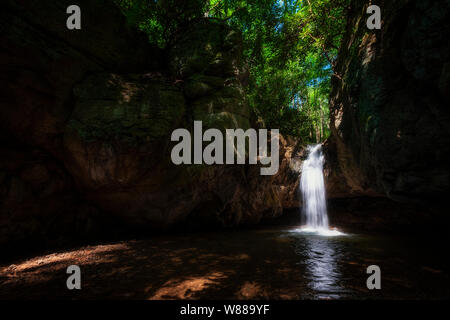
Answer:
[282,227,450,299]
[0,225,449,299]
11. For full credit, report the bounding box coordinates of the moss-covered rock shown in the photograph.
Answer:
[67,73,185,145]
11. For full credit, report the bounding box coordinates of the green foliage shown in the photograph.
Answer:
[116,0,349,143]
[116,0,207,47]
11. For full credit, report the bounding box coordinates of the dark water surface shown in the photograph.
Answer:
[0,225,449,299]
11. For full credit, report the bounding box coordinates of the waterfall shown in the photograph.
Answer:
[300,144,329,230]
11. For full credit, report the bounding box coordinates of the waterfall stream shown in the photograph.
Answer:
[298,144,343,236]
[301,144,329,229]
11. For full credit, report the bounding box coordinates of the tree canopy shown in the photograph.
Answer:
[116,0,350,143]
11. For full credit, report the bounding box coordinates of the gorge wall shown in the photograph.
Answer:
[0,0,301,255]
[326,0,450,204]
[3,0,449,255]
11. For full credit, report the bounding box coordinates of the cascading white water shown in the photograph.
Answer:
[300,144,329,231]
[289,144,344,236]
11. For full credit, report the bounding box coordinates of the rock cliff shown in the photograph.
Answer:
[327,0,450,203]
[0,0,301,253]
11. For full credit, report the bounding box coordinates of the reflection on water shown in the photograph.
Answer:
[292,233,347,299]
[303,236,343,298]
[284,227,450,299]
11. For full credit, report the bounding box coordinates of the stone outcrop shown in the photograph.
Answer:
[327,0,450,202]
[1,0,162,254]
[0,0,302,253]
[61,19,302,230]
